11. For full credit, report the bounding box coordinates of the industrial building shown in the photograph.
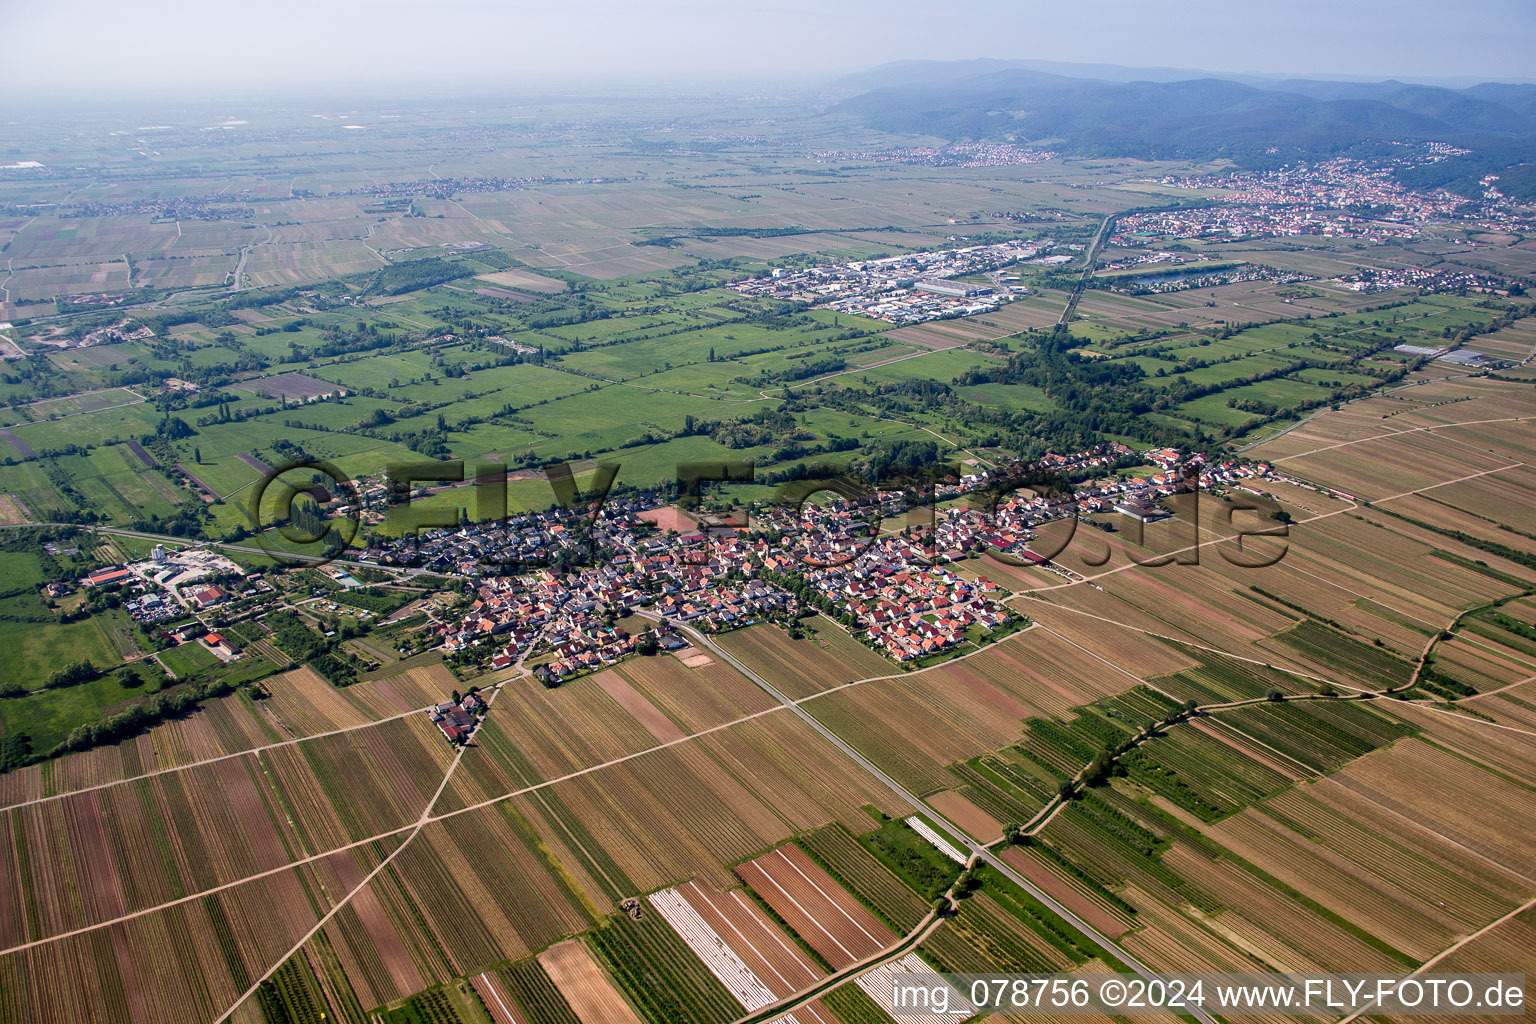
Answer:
[914,280,993,298]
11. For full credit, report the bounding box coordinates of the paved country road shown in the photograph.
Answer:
[1058,214,1115,326]
[662,614,1222,1024]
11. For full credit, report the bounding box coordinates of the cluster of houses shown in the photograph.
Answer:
[529,622,638,683]
[489,496,1013,666]
[835,546,1010,661]
[746,499,1015,661]
[428,690,485,744]
[1340,265,1519,296]
[1128,146,1536,248]
[651,578,790,629]
[1111,204,1423,243]
[360,497,652,572]
[448,533,795,683]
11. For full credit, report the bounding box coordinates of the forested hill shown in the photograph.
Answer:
[833,63,1536,197]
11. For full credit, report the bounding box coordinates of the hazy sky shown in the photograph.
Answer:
[4,0,1533,101]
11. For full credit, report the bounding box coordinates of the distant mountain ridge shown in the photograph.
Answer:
[833,61,1536,199]
[837,58,1535,92]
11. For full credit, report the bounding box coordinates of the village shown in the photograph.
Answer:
[1334,264,1520,295]
[1150,154,1471,227]
[349,439,1294,678]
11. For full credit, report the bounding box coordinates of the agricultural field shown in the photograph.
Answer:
[505,711,908,899]
[477,959,584,1024]
[537,939,644,1024]
[659,879,826,1002]
[973,660,1536,986]
[736,844,896,969]
[801,628,1131,796]
[716,616,892,699]
[919,873,1097,975]
[260,664,414,735]
[609,653,776,734]
[0,687,283,806]
[800,823,932,932]
[436,670,684,812]
[0,607,139,692]
[342,804,595,985]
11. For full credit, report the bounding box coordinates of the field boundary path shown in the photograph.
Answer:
[1336,891,1536,1024]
